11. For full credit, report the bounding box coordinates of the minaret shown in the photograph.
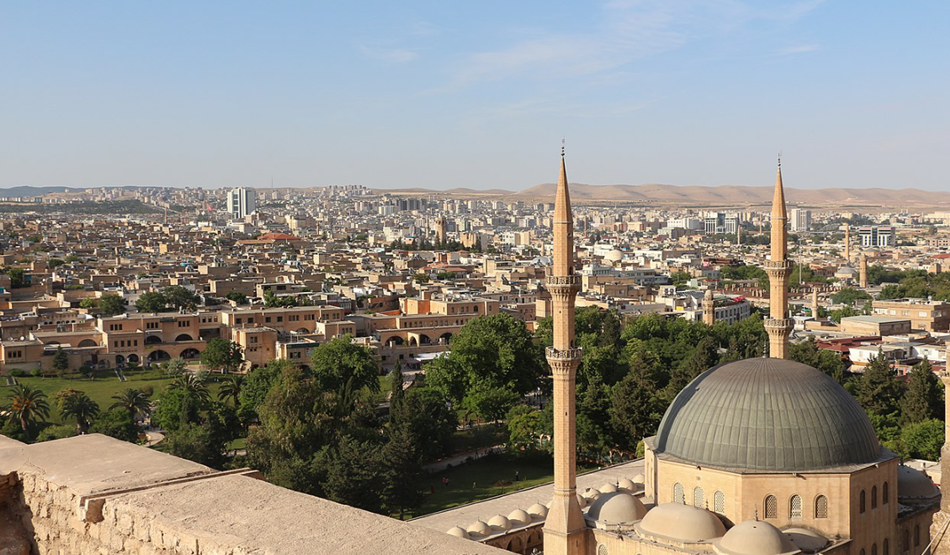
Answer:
[543,145,586,555]
[703,288,716,326]
[942,345,950,513]
[844,225,851,264]
[764,157,793,359]
[859,252,869,288]
[811,288,820,319]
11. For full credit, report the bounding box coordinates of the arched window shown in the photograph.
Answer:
[915,525,920,547]
[860,490,866,513]
[673,482,685,504]
[815,495,829,518]
[765,495,778,519]
[860,549,865,555]
[903,529,910,552]
[883,481,889,505]
[872,544,877,555]
[714,491,725,514]
[790,495,803,518]
[693,487,705,509]
[872,485,878,509]
[883,538,889,555]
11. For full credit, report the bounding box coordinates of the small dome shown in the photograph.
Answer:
[466,520,491,538]
[784,528,829,552]
[487,514,512,531]
[618,478,637,492]
[632,473,645,484]
[636,503,726,543]
[508,509,531,526]
[447,526,469,539]
[898,466,939,503]
[527,503,548,519]
[576,493,589,508]
[714,520,800,555]
[582,487,602,500]
[599,483,618,493]
[586,492,648,530]
[605,249,624,263]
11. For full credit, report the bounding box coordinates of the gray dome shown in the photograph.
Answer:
[655,358,881,472]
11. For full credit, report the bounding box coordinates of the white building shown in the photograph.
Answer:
[227,188,256,220]
[858,225,893,247]
[790,208,812,232]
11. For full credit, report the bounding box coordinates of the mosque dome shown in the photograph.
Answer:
[897,466,940,504]
[604,249,624,263]
[714,520,800,555]
[507,509,531,526]
[635,503,726,543]
[784,528,829,552]
[632,473,645,484]
[599,483,617,493]
[585,492,648,530]
[582,487,602,501]
[466,520,492,538]
[654,358,882,472]
[527,503,548,520]
[447,526,469,539]
[487,514,512,531]
[618,478,637,492]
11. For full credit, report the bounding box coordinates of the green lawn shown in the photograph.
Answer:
[410,453,595,518]
[1,369,223,425]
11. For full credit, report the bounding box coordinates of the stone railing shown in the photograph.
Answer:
[546,346,583,361]
[764,318,795,330]
[545,275,581,287]
[762,260,793,271]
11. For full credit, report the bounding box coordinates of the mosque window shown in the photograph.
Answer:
[903,530,910,552]
[714,491,725,514]
[883,482,889,504]
[860,549,865,555]
[860,490,866,513]
[693,487,705,509]
[872,486,878,509]
[815,495,829,518]
[764,495,777,519]
[915,525,920,547]
[883,538,889,555]
[790,495,802,519]
[597,545,609,555]
[872,544,877,555]
[673,483,685,504]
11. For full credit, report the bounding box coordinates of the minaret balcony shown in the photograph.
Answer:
[546,346,583,362]
[546,275,581,287]
[763,260,792,271]
[764,318,794,332]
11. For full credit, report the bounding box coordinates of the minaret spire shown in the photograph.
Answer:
[543,145,586,555]
[764,156,792,359]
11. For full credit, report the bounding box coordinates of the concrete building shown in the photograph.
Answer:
[858,225,894,248]
[872,299,950,332]
[226,187,256,219]
[790,208,812,232]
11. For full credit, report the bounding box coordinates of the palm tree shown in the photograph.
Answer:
[110,388,152,420]
[172,373,210,405]
[59,391,100,434]
[217,374,244,406]
[7,385,50,439]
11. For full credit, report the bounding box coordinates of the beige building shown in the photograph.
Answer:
[872,299,950,332]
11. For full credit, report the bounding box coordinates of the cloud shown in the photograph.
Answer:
[359,46,418,63]
[779,44,820,55]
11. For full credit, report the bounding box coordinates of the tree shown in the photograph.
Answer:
[856,351,904,419]
[319,435,384,513]
[89,409,139,442]
[79,298,98,310]
[52,346,69,375]
[225,291,248,305]
[389,362,405,409]
[237,360,291,423]
[171,373,211,406]
[381,426,426,519]
[110,388,152,420]
[310,335,380,395]
[162,357,187,376]
[8,268,26,288]
[98,294,126,316]
[506,404,548,455]
[162,285,201,311]
[832,288,873,306]
[55,389,100,434]
[164,422,227,468]
[609,359,664,452]
[135,291,167,313]
[201,338,244,373]
[899,419,944,460]
[218,374,245,406]
[6,385,50,439]
[462,382,520,423]
[388,387,457,461]
[901,359,943,425]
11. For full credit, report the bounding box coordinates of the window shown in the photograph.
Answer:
[693,487,704,509]
[903,530,909,552]
[872,486,878,509]
[764,495,778,519]
[872,544,877,555]
[790,495,802,518]
[714,491,724,513]
[860,490,866,513]
[860,550,865,555]
[915,525,920,547]
[883,538,889,555]
[883,482,889,505]
[673,483,685,504]
[815,495,829,518]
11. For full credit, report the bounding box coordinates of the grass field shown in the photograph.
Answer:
[410,452,596,518]
[1,369,223,425]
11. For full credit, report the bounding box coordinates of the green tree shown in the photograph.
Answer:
[8,268,26,288]
[609,357,664,452]
[98,294,126,316]
[162,285,201,311]
[164,422,227,468]
[225,291,248,305]
[462,382,520,423]
[237,360,292,423]
[79,298,98,310]
[52,346,69,375]
[135,291,167,313]
[899,419,944,460]
[162,357,187,376]
[832,288,873,306]
[55,389,100,434]
[6,385,50,439]
[36,424,77,442]
[201,338,244,373]
[309,335,380,395]
[506,404,547,455]
[856,352,904,419]
[90,409,139,442]
[319,435,384,513]
[901,359,943,425]
[388,387,457,461]
[217,374,245,406]
[381,426,426,519]
[110,388,152,420]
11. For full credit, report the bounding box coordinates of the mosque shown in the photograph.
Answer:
[426,153,943,555]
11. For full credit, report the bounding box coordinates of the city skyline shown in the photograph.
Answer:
[2,1,948,191]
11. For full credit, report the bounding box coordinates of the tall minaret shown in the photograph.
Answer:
[764,157,792,359]
[543,145,586,555]
[859,252,869,288]
[703,288,716,326]
[844,225,851,264]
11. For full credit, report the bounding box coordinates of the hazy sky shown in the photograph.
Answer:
[1,1,948,191]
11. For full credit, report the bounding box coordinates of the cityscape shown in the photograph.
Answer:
[2,2,950,555]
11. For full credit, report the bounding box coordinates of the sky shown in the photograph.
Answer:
[1,1,948,191]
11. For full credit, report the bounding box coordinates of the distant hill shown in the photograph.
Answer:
[515,183,944,206]
[0,186,75,197]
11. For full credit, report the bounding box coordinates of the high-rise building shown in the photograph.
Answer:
[858,225,893,247]
[703,212,740,234]
[790,208,812,231]
[227,188,256,219]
